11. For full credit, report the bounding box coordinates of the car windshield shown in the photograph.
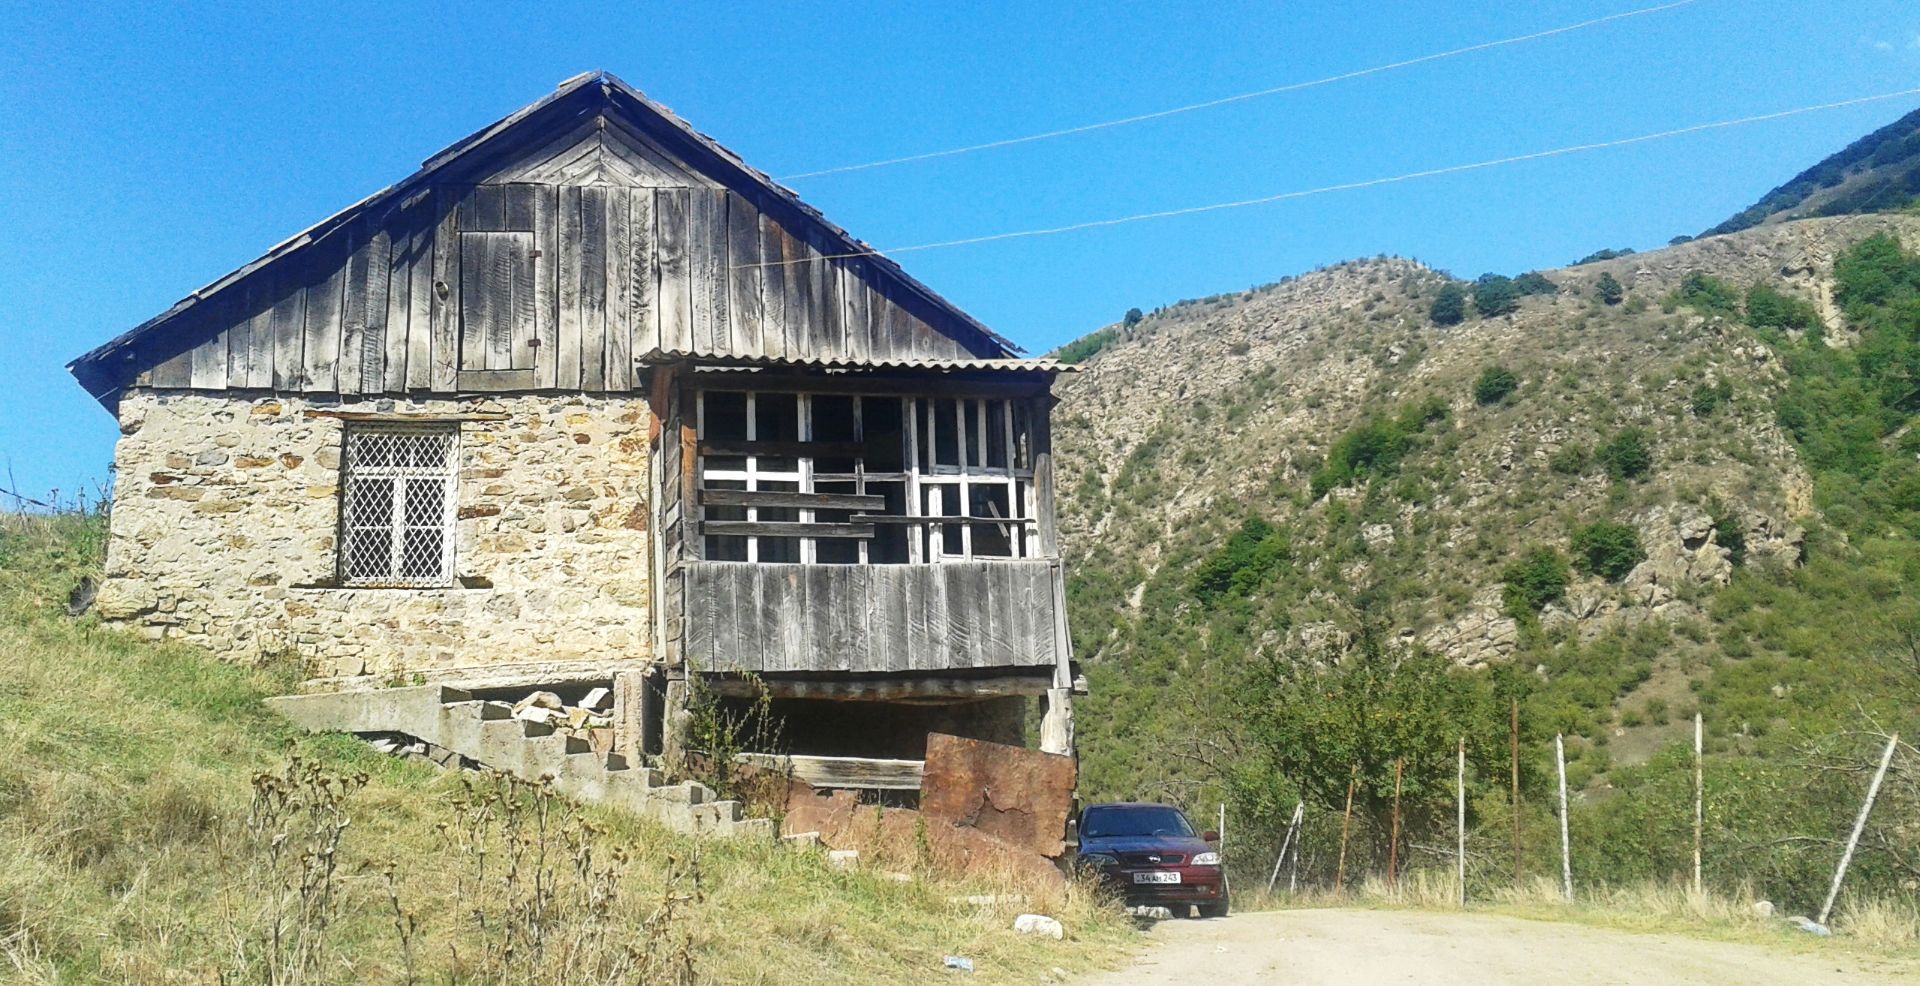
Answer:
[1082,806,1195,839]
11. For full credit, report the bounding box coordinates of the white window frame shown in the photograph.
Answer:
[338,424,460,588]
[697,390,1036,565]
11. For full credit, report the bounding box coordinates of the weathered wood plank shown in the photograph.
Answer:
[340,222,379,394]
[698,489,883,511]
[457,368,536,391]
[428,193,461,391]
[654,189,692,353]
[685,562,719,671]
[804,229,837,358]
[223,291,251,387]
[979,560,1015,666]
[244,272,275,389]
[625,188,658,370]
[405,191,437,391]
[382,201,417,393]
[578,185,609,390]
[504,186,538,370]
[734,564,765,673]
[755,563,790,673]
[777,564,808,673]
[734,753,923,791]
[840,260,870,362]
[531,184,557,389]
[555,185,584,390]
[190,329,228,390]
[604,187,633,391]
[1030,396,1059,556]
[868,567,910,672]
[707,673,1054,701]
[945,564,982,670]
[503,182,536,232]
[152,348,192,388]
[688,189,729,352]
[804,563,838,671]
[705,562,741,673]
[699,521,873,539]
[904,563,933,672]
[864,276,895,362]
[726,191,764,356]
[832,564,869,671]
[757,213,789,360]
[302,231,349,392]
[269,267,307,390]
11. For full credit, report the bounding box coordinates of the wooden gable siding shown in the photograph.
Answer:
[133,123,998,397]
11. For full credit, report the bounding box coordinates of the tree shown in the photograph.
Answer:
[1570,521,1644,581]
[1513,271,1558,296]
[1229,611,1505,866]
[1429,283,1467,325]
[1472,274,1521,318]
[1473,365,1519,405]
[1502,548,1569,618]
[1598,428,1653,480]
[1595,272,1625,306]
[1575,247,1636,265]
[1123,307,1144,328]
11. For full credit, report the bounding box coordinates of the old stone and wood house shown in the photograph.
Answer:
[68,73,1079,797]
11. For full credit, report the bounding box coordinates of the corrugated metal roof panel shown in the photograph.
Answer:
[639,349,1075,374]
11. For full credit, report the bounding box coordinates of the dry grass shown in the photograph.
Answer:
[0,514,1135,983]
[1237,867,1920,961]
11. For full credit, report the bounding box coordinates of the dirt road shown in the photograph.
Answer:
[1080,908,1918,985]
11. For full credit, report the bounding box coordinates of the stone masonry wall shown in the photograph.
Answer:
[97,390,654,679]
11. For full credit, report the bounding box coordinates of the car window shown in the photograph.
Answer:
[1081,806,1195,839]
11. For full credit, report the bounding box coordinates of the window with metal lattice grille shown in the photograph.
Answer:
[338,425,459,587]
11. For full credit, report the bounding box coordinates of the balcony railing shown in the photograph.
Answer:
[682,559,1066,675]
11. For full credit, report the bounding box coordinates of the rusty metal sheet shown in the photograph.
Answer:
[782,787,1064,890]
[918,732,1076,858]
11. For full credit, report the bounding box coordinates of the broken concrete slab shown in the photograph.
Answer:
[920,733,1076,858]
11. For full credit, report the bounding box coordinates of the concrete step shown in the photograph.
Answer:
[267,684,775,840]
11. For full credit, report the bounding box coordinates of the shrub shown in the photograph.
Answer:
[1513,271,1558,296]
[1430,283,1467,325]
[1474,365,1518,405]
[1550,443,1590,475]
[1056,326,1121,364]
[1190,517,1291,601]
[1571,521,1645,581]
[1745,284,1821,333]
[1595,272,1625,306]
[1472,274,1521,318]
[1309,398,1449,498]
[1575,248,1636,265]
[1123,307,1144,327]
[1668,271,1741,316]
[1690,379,1733,416]
[1503,548,1570,618]
[1598,428,1653,480]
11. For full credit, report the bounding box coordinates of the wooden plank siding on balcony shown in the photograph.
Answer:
[682,559,1065,676]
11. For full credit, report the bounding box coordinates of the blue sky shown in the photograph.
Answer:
[3,0,1919,500]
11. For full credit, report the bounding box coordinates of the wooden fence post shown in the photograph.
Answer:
[1817,732,1899,926]
[1335,768,1357,892]
[1692,712,1704,897]
[1456,738,1467,907]
[1389,759,1404,891]
[1556,733,1572,902]
[1511,699,1522,880]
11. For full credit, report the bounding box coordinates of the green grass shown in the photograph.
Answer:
[0,514,1134,983]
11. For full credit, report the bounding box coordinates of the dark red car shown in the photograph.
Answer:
[1074,802,1228,917]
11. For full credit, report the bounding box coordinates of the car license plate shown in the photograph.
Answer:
[1133,871,1181,884]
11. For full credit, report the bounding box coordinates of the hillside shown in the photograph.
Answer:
[1053,214,1920,911]
[1701,107,1920,237]
[0,515,1129,983]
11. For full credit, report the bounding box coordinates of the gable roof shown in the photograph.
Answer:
[69,72,1020,406]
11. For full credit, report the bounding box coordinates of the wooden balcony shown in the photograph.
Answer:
[681,559,1068,676]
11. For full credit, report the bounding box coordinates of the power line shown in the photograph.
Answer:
[738,86,1920,268]
[779,0,1708,181]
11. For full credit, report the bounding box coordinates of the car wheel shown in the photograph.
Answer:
[1197,897,1229,919]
